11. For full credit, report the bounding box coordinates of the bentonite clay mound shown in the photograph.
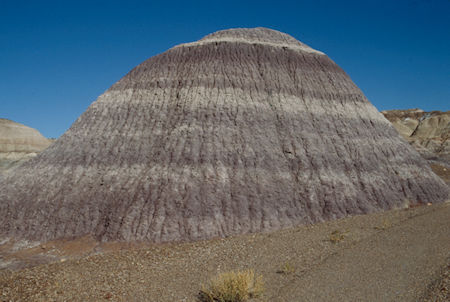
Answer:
[382,109,450,165]
[0,119,51,173]
[0,28,448,243]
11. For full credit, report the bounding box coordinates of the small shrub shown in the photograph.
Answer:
[199,269,264,302]
[329,230,346,244]
[277,262,295,275]
[374,219,392,230]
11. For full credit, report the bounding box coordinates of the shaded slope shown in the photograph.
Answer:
[0,28,448,243]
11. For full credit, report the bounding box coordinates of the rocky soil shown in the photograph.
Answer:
[0,201,448,301]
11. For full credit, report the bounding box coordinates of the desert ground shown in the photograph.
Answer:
[1,198,449,302]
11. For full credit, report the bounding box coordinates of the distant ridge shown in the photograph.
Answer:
[0,28,448,243]
[382,109,450,165]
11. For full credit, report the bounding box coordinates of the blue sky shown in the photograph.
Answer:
[1,0,449,138]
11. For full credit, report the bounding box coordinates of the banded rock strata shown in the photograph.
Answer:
[0,28,448,243]
[0,119,51,174]
[382,109,450,165]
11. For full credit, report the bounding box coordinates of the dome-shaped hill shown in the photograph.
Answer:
[0,119,51,173]
[0,28,448,243]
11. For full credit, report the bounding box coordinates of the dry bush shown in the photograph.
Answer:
[199,269,264,302]
[374,219,392,230]
[277,262,295,275]
[329,230,346,243]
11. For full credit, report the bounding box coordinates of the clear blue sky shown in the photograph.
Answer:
[1,0,449,138]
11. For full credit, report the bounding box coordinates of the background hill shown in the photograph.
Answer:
[0,119,52,174]
[382,109,449,184]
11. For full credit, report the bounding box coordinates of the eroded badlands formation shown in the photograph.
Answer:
[0,119,51,174]
[382,109,449,165]
[0,28,448,243]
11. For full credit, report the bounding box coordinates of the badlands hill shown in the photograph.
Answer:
[0,28,448,244]
[0,119,51,174]
[382,109,449,165]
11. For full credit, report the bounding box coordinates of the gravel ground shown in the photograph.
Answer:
[422,262,450,301]
[0,202,449,302]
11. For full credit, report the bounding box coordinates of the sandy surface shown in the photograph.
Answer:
[1,201,449,301]
[272,202,450,301]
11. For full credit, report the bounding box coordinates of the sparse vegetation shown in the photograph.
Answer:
[374,219,392,230]
[199,269,264,302]
[329,230,346,243]
[277,262,295,275]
